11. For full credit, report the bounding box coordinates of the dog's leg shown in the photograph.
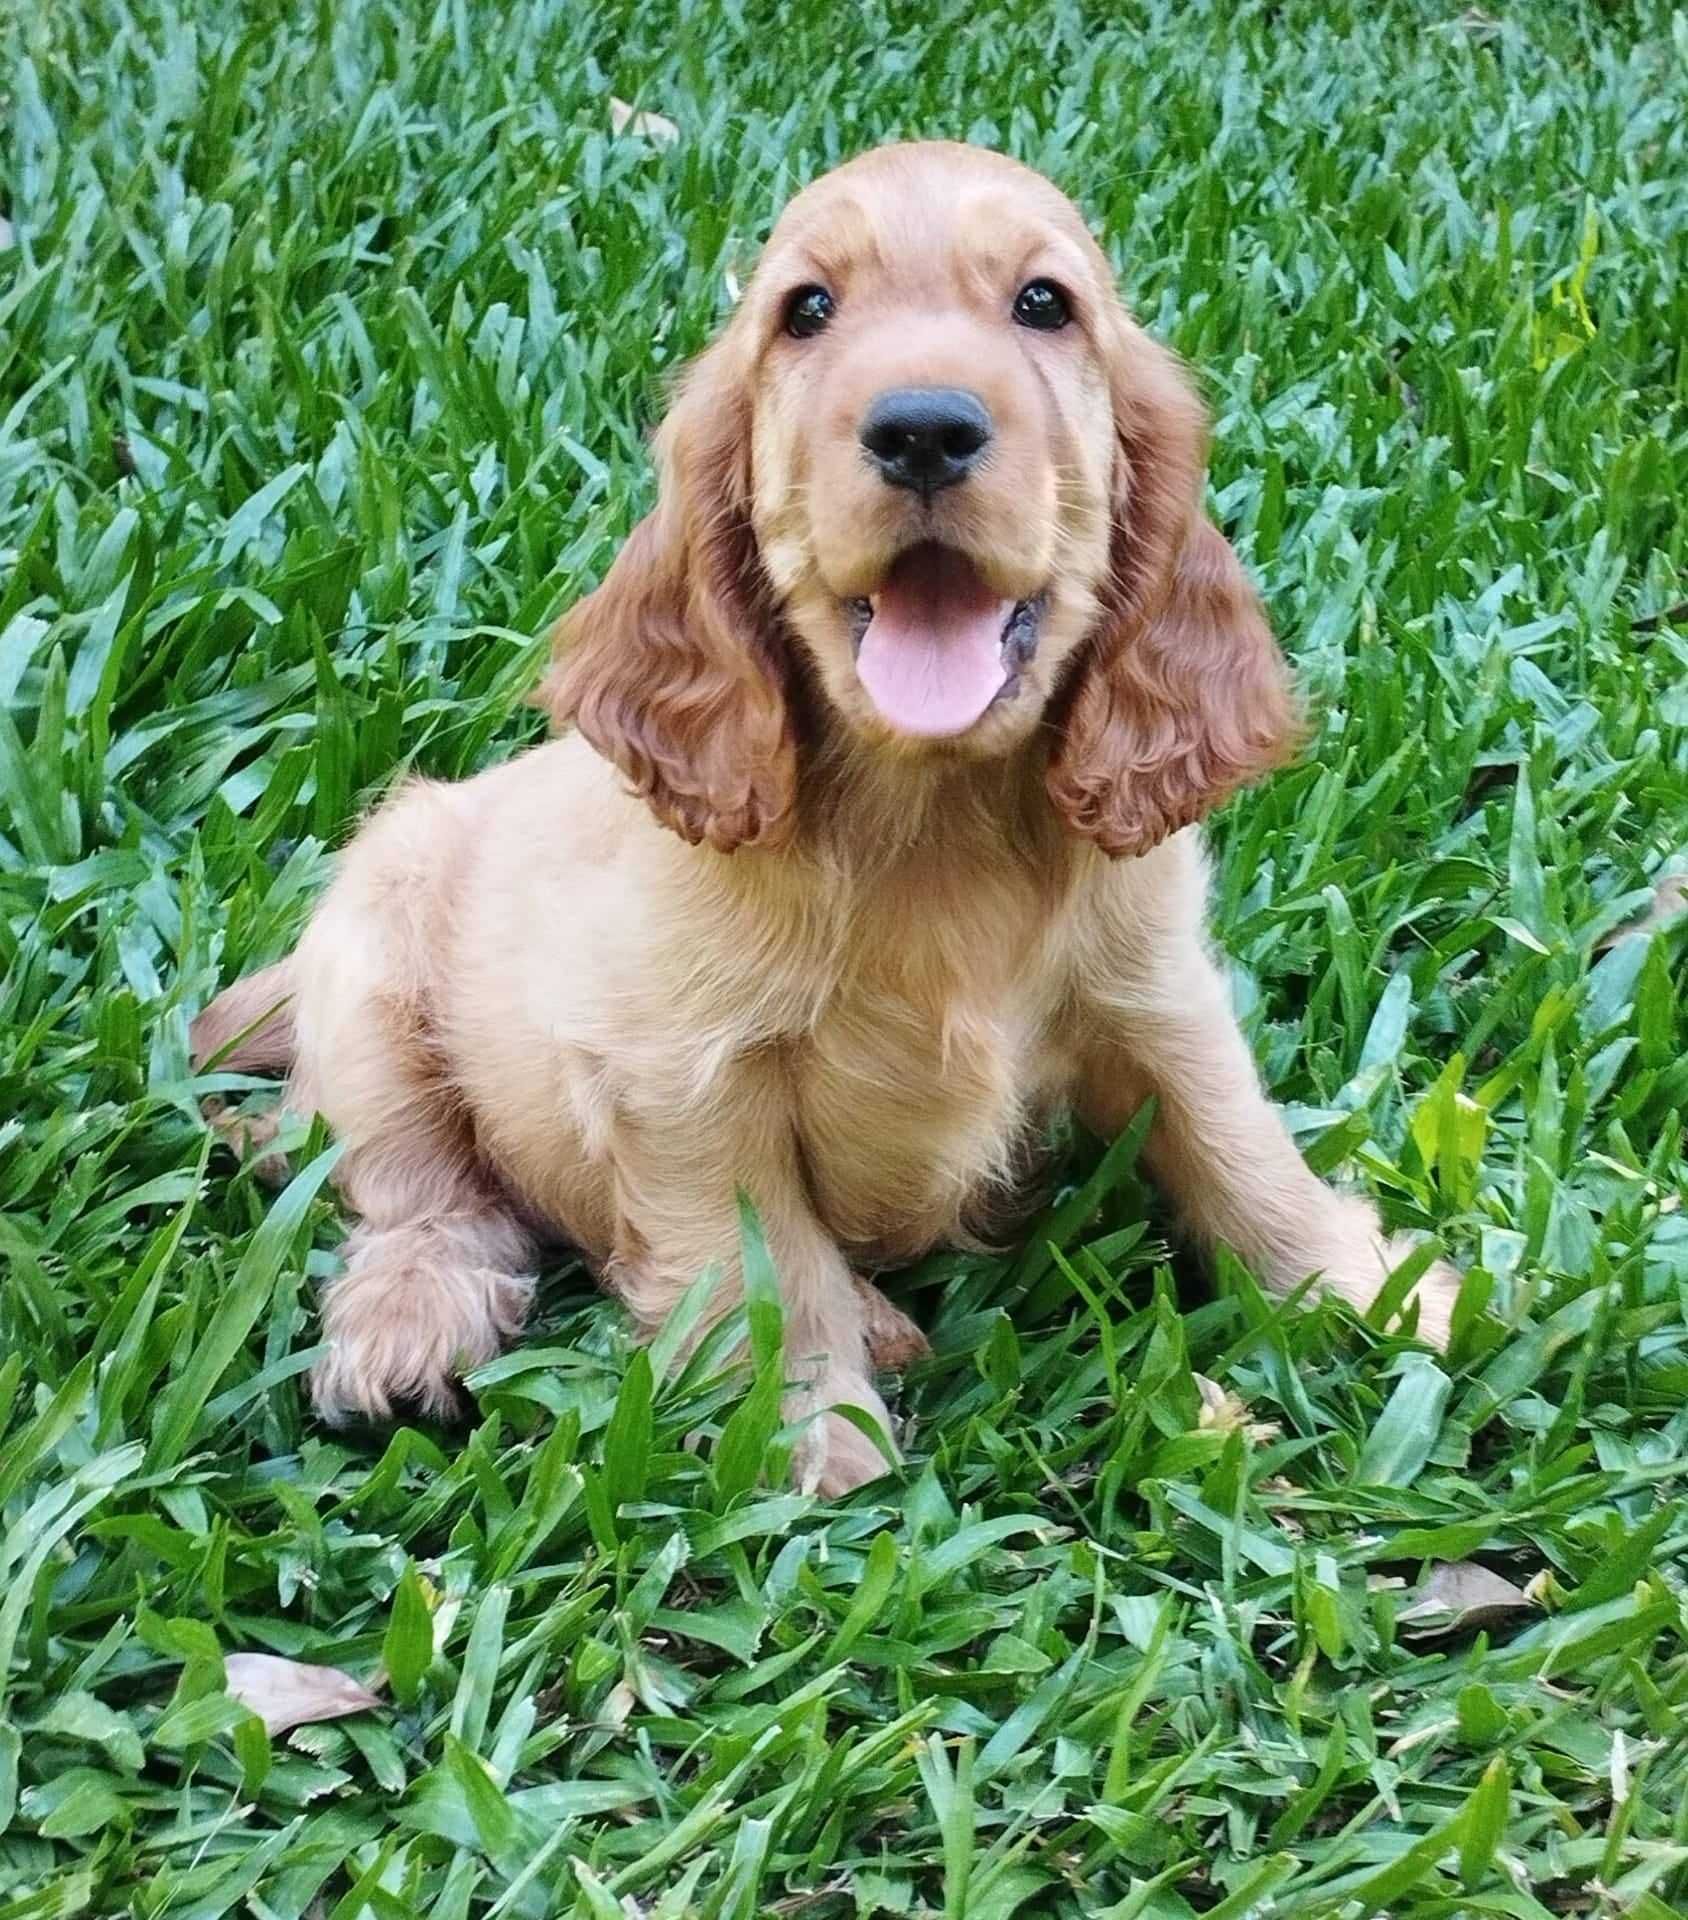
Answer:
[192,961,299,1184]
[1077,943,1459,1348]
[284,790,535,1424]
[191,960,298,1073]
[297,1028,536,1426]
[607,1059,895,1496]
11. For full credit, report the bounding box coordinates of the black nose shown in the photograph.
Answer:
[859,387,994,495]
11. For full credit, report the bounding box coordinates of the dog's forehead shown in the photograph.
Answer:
[766,144,1094,289]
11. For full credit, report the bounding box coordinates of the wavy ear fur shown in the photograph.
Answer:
[537,342,795,852]
[1047,322,1301,858]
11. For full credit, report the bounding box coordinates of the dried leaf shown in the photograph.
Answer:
[608,97,679,147]
[1452,7,1501,44]
[1259,1476,1307,1537]
[1522,1567,1573,1609]
[1597,873,1687,949]
[224,1653,382,1735]
[1193,1372,1281,1443]
[1398,1561,1536,1635]
[600,1680,637,1729]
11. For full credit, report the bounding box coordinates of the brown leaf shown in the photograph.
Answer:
[608,98,679,147]
[1596,873,1687,950]
[600,1679,637,1730]
[224,1653,382,1735]
[1193,1372,1281,1444]
[1397,1561,1535,1635]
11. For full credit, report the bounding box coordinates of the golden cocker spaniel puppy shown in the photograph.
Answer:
[195,142,1460,1493]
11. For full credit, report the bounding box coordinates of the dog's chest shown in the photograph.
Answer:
[786,922,1064,1259]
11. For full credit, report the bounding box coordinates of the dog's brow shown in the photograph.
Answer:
[948,194,1080,277]
[782,195,882,286]
[1010,231,1091,287]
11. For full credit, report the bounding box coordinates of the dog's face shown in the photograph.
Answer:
[746,148,1118,756]
[546,142,1297,853]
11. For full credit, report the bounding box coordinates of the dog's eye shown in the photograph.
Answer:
[1012,279,1070,331]
[785,286,836,338]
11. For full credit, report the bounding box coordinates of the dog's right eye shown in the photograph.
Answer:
[784,286,836,338]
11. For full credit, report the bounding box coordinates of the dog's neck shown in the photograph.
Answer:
[792,725,1075,885]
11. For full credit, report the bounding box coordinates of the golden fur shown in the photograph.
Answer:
[194,143,1458,1494]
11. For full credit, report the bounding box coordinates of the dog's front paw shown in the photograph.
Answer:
[1290,1195,1462,1352]
[312,1220,533,1424]
[1375,1238,1461,1351]
[788,1370,899,1497]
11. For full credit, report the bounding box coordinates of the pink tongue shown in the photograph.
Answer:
[856,546,1015,737]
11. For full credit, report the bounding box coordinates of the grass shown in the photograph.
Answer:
[3,0,1688,1911]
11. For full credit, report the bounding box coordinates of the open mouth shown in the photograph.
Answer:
[846,542,1044,738]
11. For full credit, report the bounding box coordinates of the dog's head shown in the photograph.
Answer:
[542,141,1298,853]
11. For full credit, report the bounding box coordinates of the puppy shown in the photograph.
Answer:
[194,141,1459,1493]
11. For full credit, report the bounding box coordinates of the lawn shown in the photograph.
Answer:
[3,0,1688,1912]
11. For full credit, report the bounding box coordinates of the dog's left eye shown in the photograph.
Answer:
[1012,279,1070,330]
[785,286,836,338]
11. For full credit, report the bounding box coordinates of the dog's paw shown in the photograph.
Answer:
[855,1279,931,1370]
[1288,1194,1462,1352]
[788,1370,898,1497]
[1376,1239,1461,1351]
[202,1097,293,1188]
[312,1221,533,1424]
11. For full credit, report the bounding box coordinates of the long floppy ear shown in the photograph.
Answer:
[1047,322,1301,858]
[536,340,795,852]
